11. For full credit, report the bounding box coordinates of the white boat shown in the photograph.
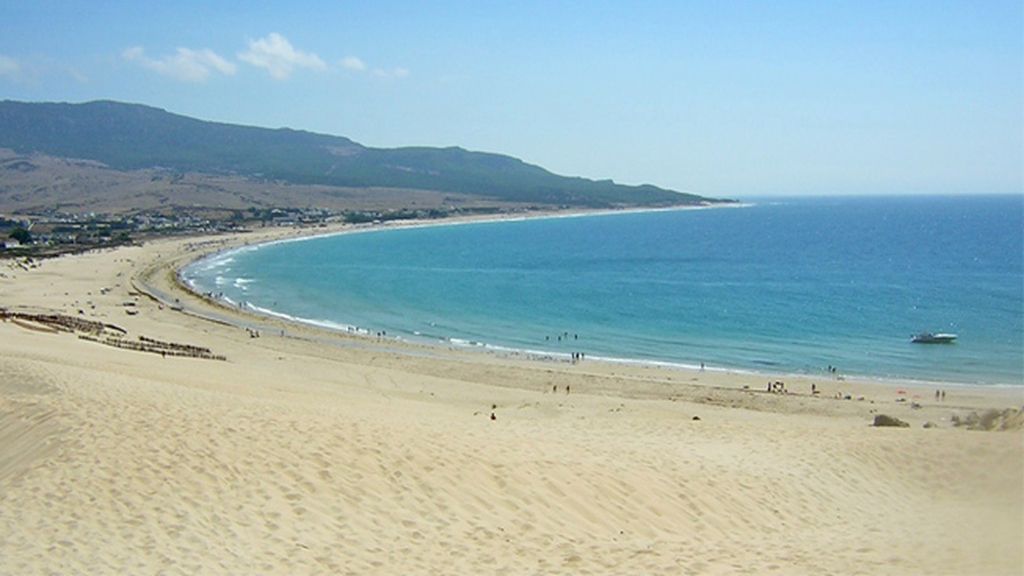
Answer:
[911,332,957,344]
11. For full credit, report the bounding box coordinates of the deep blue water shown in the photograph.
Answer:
[185,196,1024,385]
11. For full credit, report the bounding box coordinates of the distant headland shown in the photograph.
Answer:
[0,99,733,256]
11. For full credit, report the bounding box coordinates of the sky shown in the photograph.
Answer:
[1,1,1021,197]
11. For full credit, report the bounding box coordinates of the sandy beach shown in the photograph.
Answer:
[1,225,1022,575]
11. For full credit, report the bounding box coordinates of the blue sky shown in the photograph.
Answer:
[1,1,1020,197]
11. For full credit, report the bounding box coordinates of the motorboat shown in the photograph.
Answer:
[911,332,957,344]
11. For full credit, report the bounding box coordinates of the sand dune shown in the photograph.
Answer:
[1,230,1021,575]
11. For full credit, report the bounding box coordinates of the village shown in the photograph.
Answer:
[0,204,505,257]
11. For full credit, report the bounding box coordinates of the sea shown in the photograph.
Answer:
[184,195,1024,386]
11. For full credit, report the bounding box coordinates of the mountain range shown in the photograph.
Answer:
[0,100,727,213]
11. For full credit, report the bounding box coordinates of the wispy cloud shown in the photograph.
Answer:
[373,67,410,79]
[117,36,399,84]
[238,33,325,80]
[341,55,409,80]
[122,46,236,82]
[340,56,366,72]
[0,55,20,79]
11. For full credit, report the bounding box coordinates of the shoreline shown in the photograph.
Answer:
[151,231,1024,410]
[163,222,1019,405]
[176,209,1018,391]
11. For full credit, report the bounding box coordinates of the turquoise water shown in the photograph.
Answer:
[185,195,1024,385]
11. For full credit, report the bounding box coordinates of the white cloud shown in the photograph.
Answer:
[373,66,410,79]
[341,56,366,72]
[238,33,326,80]
[0,55,20,78]
[67,67,89,84]
[342,55,409,79]
[123,46,236,82]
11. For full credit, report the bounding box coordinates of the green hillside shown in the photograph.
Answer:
[0,100,725,208]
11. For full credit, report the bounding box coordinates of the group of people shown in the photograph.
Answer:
[541,331,586,364]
